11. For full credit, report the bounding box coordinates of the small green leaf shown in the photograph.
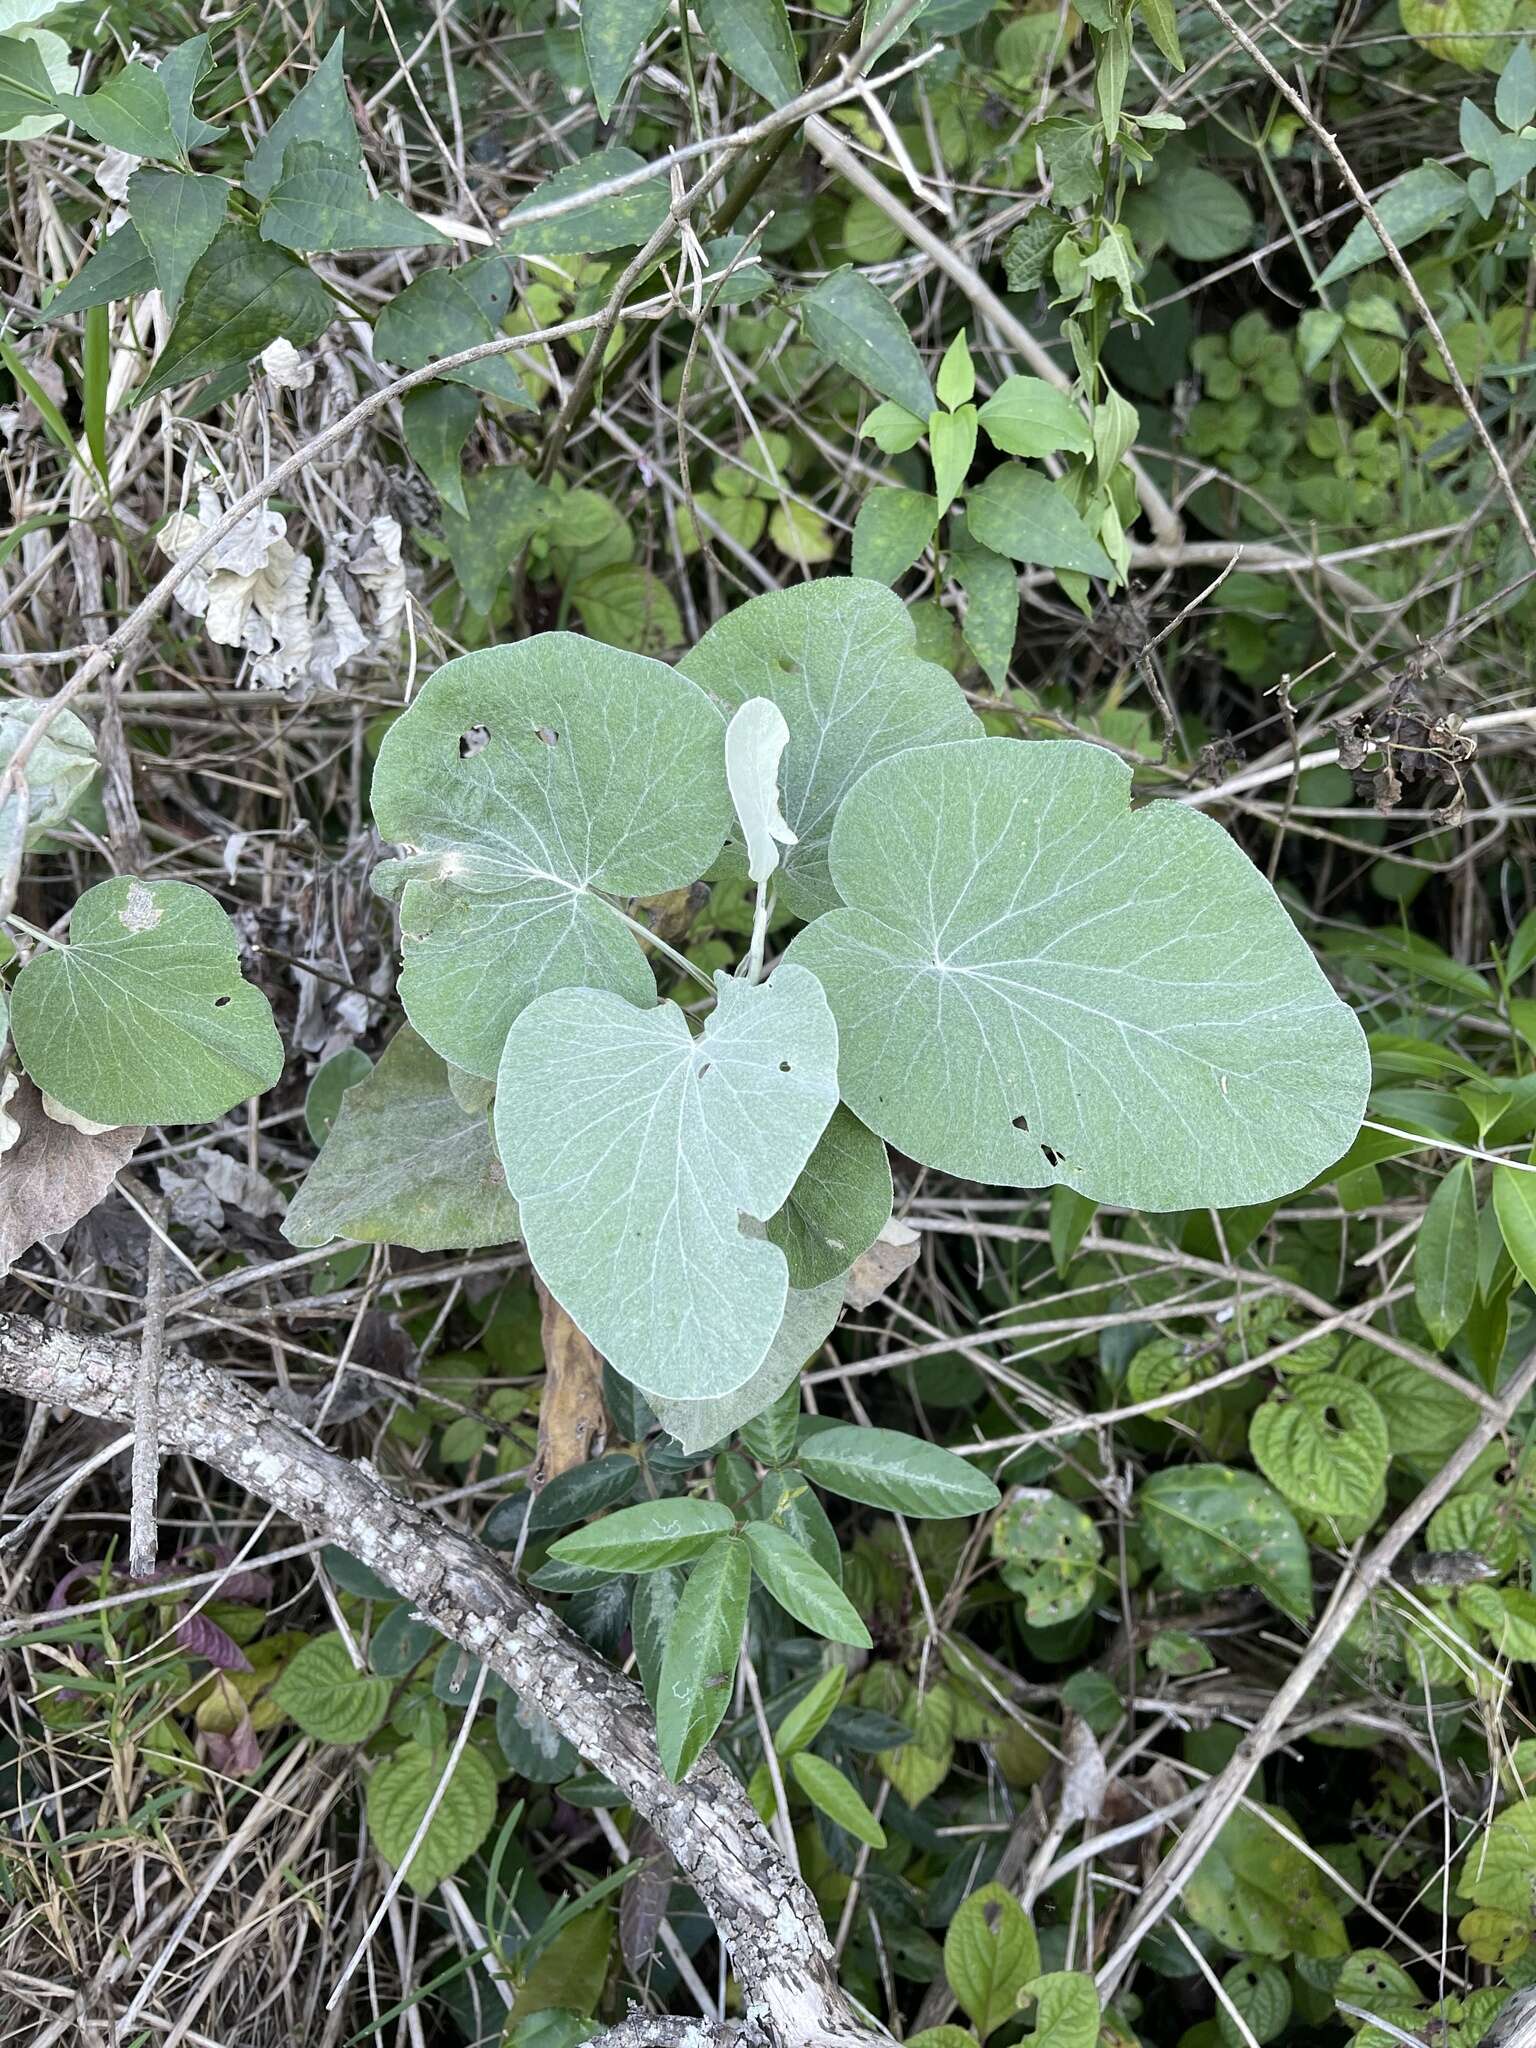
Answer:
[367,1739,499,1894]
[774,1666,846,1758]
[271,1632,389,1743]
[975,377,1093,460]
[45,222,156,320]
[1138,0,1185,67]
[157,33,224,152]
[496,1689,579,1781]
[800,1424,1001,1519]
[1459,1801,1536,1916]
[1248,1374,1390,1520]
[369,1605,441,1678]
[438,466,551,613]
[936,329,976,409]
[766,1104,892,1289]
[261,157,449,253]
[0,29,64,130]
[62,63,180,159]
[244,33,360,202]
[1317,163,1467,287]
[1155,161,1254,262]
[790,1751,885,1846]
[952,532,1019,689]
[1140,1464,1313,1620]
[694,0,800,104]
[631,1565,685,1710]
[1020,1973,1100,2048]
[1500,41,1536,131]
[283,1025,520,1254]
[1414,1158,1479,1349]
[930,407,978,518]
[743,1520,871,1647]
[740,1379,803,1468]
[9,877,283,1126]
[126,169,227,315]
[862,398,928,453]
[582,0,668,118]
[1183,1805,1347,1959]
[504,146,669,255]
[801,268,937,419]
[1492,1163,1536,1294]
[496,967,839,1404]
[400,382,478,517]
[373,270,534,407]
[1049,1184,1097,1274]
[965,467,1113,578]
[548,1498,736,1573]
[851,487,938,585]
[945,1882,1041,2041]
[137,225,334,401]
[657,1535,751,1779]
[992,1488,1102,1627]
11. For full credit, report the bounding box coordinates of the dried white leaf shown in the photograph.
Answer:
[96,148,139,201]
[349,516,407,637]
[40,1090,117,1137]
[1059,1715,1108,1826]
[842,1217,920,1310]
[260,337,315,390]
[0,1070,20,1157]
[725,697,797,886]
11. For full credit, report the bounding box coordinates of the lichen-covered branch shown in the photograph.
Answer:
[0,1312,878,2048]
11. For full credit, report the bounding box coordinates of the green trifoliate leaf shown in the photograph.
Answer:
[495,966,839,1403]
[785,738,1370,1209]
[851,488,938,585]
[657,1534,751,1779]
[549,1497,735,1573]
[126,169,227,315]
[799,1424,1000,1519]
[0,697,96,842]
[929,406,978,517]
[136,225,335,402]
[10,878,283,1126]
[965,467,1114,577]
[1248,1373,1389,1520]
[260,149,450,253]
[680,578,979,920]
[647,1271,844,1454]
[370,637,731,1078]
[975,375,1092,459]
[765,1105,891,1289]
[790,1751,885,1846]
[1139,1464,1312,1620]
[244,33,360,201]
[1414,1157,1479,1349]
[282,1026,519,1254]
[694,0,800,104]
[503,146,668,255]
[61,63,180,159]
[743,1519,870,1647]
[367,1739,498,1895]
[801,268,937,419]
[373,270,535,408]
[582,0,668,118]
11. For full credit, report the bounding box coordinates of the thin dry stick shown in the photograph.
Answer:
[128,1186,168,1580]
[1095,1338,1536,1997]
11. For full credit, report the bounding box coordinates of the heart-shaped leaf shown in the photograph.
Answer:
[785,738,1369,1209]
[9,877,283,1126]
[1248,1373,1390,1519]
[680,578,979,919]
[647,1270,844,1453]
[370,637,732,1078]
[495,964,839,1402]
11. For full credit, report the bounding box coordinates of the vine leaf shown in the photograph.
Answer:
[243,32,359,200]
[371,271,534,407]
[125,169,227,316]
[582,0,668,120]
[694,0,801,106]
[259,149,449,253]
[136,224,334,402]
[656,1534,751,1779]
[370,637,731,1078]
[494,965,839,1403]
[503,145,668,255]
[366,1739,498,1895]
[785,737,1370,1210]
[765,1104,892,1289]
[1248,1373,1389,1520]
[1139,1463,1313,1620]
[801,269,937,418]
[680,578,979,919]
[9,877,283,1127]
[647,1270,844,1453]
[61,62,180,159]
[282,1025,519,1254]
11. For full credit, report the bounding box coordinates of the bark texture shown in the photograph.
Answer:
[0,1311,878,2048]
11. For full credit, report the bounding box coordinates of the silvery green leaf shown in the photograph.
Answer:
[283,1026,518,1253]
[495,965,839,1403]
[9,878,283,1126]
[765,1104,891,1289]
[725,697,797,886]
[680,578,979,919]
[785,738,1370,1210]
[647,1271,844,1453]
[0,698,97,842]
[370,636,732,1077]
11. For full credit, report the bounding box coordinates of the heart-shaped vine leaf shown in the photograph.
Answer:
[647,1270,844,1453]
[9,877,283,1125]
[495,965,839,1402]
[785,738,1369,1209]
[370,637,732,1078]
[1248,1373,1389,1519]
[765,1104,891,1289]
[679,578,979,919]
[283,1025,519,1253]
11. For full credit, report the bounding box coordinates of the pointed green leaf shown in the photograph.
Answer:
[801,268,937,418]
[157,33,224,151]
[126,169,227,315]
[45,221,155,319]
[785,738,1369,1208]
[790,1751,885,1845]
[0,27,67,132]
[373,269,534,407]
[503,146,669,255]
[10,878,283,1126]
[945,1882,1041,2040]
[743,1519,871,1647]
[1493,1162,1536,1293]
[1137,0,1185,66]
[62,63,179,159]
[976,375,1093,459]
[400,382,478,517]
[1317,162,1466,287]
[1500,41,1536,129]
[244,33,360,201]
[367,1739,498,1895]
[370,636,731,1077]
[647,1272,845,1454]
[1140,1464,1313,1620]
[936,330,976,409]
[1415,1158,1479,1349]
[850,487,938,585]
[582,0,668,118]
[632,1564,686,1709]
[765,1104,891,1289]
[657,1535,751,1779]
[283,1025,519,1254]
[1248,1373,1389,1519]
[799,1424,1000,1519]
[930,406,978,517]
[438,466,552,615]
[261,156,449,253]
[694,0,801,104]
[136,225,334,401]
[952,529,1019,690]
[549,1497,735,1573]
[679,578,979,920]
[862,398,928,453]
[966,467,1113,577]
[496,966,839,1402]
[773,1666,846,1758]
